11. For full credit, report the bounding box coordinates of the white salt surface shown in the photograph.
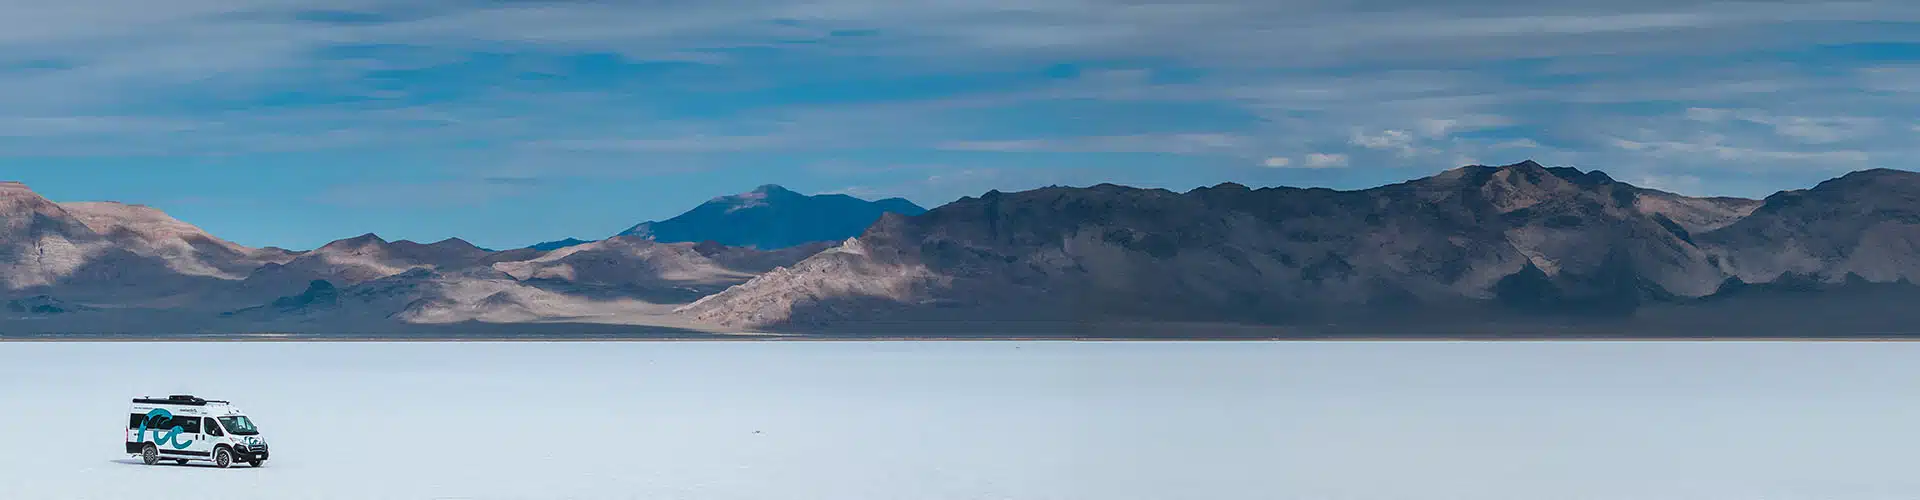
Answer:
[2,341,1919,500]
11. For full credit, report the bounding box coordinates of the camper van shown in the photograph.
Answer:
[126,395,270,468]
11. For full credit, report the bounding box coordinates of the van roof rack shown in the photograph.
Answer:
[131,394,218,406]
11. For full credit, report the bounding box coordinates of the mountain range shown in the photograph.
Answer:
[680,161,1920,336]
[7,162,1920,338]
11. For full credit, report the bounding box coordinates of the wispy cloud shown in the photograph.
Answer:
[1608,137,1871,164]
[1302,153,1350,169]
[525,135,805,153]
[937,134,1247,154]
[1683,107,1879,144]
[1489,138,1543,150]
[1350,129,1421,156]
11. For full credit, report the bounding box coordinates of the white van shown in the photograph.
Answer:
[126,395,270,468]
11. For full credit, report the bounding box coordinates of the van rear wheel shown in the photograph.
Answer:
[140,444,159,465]
[213,447,233,468]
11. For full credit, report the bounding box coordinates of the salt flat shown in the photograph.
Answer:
[2,341,1919,500]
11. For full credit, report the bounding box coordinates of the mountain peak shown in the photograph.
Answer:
[1198,182,1252,193]
[1426,160,1557,186]
[704,184,800,209]
[1834,168,1920,182]
[1428,160,1624,190]
[429,237,477,248]
[1504,159,1546,170]
[0,180,40,198]
[871,197,929,217]
[1432,159,1544,176]
[1799,168,1920,196]
[527,237,592,251]
[321,233,389,251]
[751,184,794,195]
[422,237,487,253]
[617,183,930,249]
[61,201,172,222]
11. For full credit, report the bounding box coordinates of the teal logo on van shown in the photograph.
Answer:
[137,409,194,450]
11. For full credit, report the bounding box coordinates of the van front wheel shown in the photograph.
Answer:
[213,448,233,469]
[139,444,159,465]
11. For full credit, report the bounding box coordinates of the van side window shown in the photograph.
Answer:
[205,418,224,436]
[128,414,144,429]
[171,416,201,434]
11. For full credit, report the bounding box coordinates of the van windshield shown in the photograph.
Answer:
[217,416,259,435]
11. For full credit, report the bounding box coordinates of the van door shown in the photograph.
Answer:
[187,416,215,459]
[204,418,227,462]
[169,415,212,461]
[205,418,224,440]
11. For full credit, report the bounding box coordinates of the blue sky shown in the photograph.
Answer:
[1,0,1918,249]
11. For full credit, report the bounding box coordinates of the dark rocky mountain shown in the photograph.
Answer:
[1698,168,1920,285]
[527,238,592,251]
[224,280,342,319]
[619,184,927,250]
[680,161,1920,331]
